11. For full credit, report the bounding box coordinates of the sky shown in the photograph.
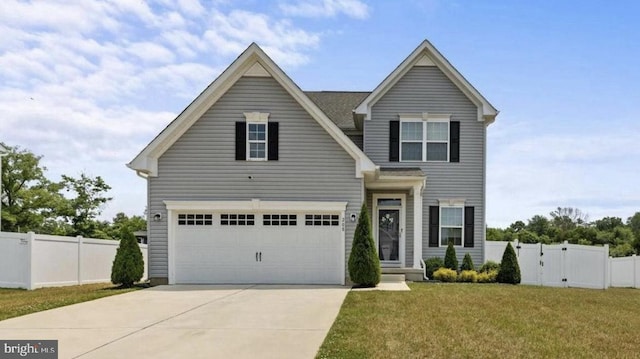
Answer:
[1,0,638,228]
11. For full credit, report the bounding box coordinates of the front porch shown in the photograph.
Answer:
[365,167,426,278]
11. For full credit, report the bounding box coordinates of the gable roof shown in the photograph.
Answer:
[128,43,376,178]
[305,91,370,130]
[354,40,498,124]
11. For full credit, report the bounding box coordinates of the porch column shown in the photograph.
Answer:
[413,183,423,269]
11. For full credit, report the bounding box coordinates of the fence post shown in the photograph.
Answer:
[26,232,35,290]
[77,236,83,285]
[634,254,638,289]
[603,244,609,289]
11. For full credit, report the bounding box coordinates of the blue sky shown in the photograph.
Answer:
[1,0,638,228]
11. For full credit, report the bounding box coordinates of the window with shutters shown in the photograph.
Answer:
[440,206,463,246]
[399,114,450,162]
[237,112,279,161]
[247,123,267,160]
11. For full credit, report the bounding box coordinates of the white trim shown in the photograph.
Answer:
[246,122,267,161]
[243,112,269,122]
[128,43,376,178]
[439,205,464,248]
[372,193,406,267]
[437,198,466,207]
[167,209,175,284]
[399,115,450,162]
[355,40,498,124]
[415,55,436,66]
[413,184,423,269]
[164,200,348,212]
[243,62,271,77]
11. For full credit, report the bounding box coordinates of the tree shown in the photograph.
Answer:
[347,203,381,287]
[527,215,550,236]
[593,217,624,232]
[627,212,640,253]
[509,220,526,233]
[59,173,112,237]
[444,241,458,270]
[550,207,589,231]
[460,253,475,271]
[0,143,65,232]
[111,227,144,287]
[486,227,505,241]
[105,212,147,239]
[497,242,521,284]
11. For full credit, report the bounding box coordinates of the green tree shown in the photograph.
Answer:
[627,212,640,253]
[444,241,458,270]
[460,253,475,271]
[347,203,381,287]
[527,215,550,236]
[0,143,65,232]
[111,227,144,287]
[550,207,589,231]
[509,220,526,233]
[105,212,147,239]
[497,242,521,284]
[516,229,539,244]
[593,217,624,232]
[59,173,112,237]
[486,227,505,241]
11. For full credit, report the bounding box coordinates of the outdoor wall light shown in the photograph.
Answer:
[153,213,162,222]
[350,213,357,222]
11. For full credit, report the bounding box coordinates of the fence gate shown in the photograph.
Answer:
[540,244,567,287]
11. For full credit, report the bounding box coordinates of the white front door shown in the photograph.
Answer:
[373,194,406,267]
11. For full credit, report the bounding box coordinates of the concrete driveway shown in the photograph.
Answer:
[0,285,349,359]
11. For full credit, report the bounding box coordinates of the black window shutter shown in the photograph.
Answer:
[429,206,439,247]
[235,122,246,160]
[389,121,400,162]
[464,206,474,248]
[450,121,460,162]
[268,122,279,161]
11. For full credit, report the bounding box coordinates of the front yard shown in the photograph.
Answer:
[317,283,640,358]
[0,283,140,321]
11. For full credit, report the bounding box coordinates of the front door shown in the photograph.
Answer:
[373,195,405,266]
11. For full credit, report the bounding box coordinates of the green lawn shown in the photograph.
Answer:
[317,283,640,359]
[0,283,141,321]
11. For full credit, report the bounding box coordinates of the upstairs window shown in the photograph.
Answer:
[247,123,267,160]
[235,112,279,161]
[391,113,458,163]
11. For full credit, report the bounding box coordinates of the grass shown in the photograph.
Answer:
[317,283,640,359]
[0,283,142,321]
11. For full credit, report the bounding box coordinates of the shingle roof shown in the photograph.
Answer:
[305,91,370,129]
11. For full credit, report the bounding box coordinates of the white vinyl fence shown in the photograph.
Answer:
[0,231,148,290]
[485,240,640,289]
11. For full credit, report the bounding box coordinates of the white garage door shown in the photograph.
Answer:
[173,212,344,284]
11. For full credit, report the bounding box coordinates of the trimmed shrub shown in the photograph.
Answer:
[479,260,500,273]
[460,253,475,271]
[458,270,478,283]
[424,257,444,280]
[477,269,498,283]
[497,242,521,284]
[444,241,458,270]
[348,203,381,287]
[433,268,457,282]
[111,227,144,287]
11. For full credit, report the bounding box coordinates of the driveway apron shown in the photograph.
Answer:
[0,285,349,359]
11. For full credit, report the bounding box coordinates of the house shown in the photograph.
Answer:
[128,40,498,286]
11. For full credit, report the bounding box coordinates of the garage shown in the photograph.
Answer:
[166,201,346,285]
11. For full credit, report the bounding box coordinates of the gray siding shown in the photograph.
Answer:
[148,76,362,280]
[364,66,486,265]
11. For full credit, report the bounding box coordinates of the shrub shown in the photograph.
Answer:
[444,241,458,270]
[458,270,478,283]
[424,257,444,279]
[497,242,521,284]
[111,227,144,287]
[477,269,498,283]
[460,253,475,271]
[479,260,500,273]
[348,203,381,287]
[433,268,457,282]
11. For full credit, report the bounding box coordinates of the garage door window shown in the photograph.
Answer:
[221,214,255,226]
[305,214,340,226]
[178,214,213,226]
[263,214,297,226]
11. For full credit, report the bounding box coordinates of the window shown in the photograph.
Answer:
[399,115,450,162]
[221,214,255,226]
[440,207,463,246]
[263,214,297,226]
[247,123,267,160]
[305,214,340,226]
[178,214,213,226]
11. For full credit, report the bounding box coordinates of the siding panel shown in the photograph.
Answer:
[148,76,362,279]
[365,66,486,265]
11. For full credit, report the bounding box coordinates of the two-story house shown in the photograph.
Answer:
[128,40,498,285]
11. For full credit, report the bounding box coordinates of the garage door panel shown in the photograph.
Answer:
[174,211,343,284]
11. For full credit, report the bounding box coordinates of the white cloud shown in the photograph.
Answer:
[280,0,370,19]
